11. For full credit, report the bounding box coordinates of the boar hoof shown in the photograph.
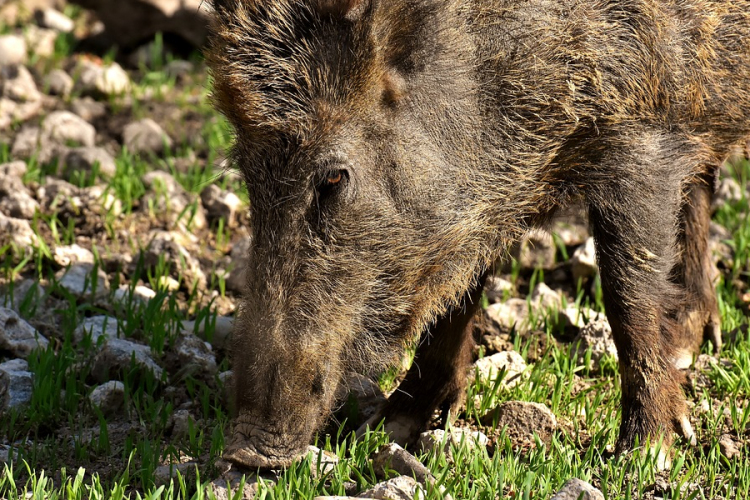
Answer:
[654,446,671,471]
[616,405,697,470]
[679,414,697,447]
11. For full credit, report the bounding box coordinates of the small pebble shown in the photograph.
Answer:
[34,8,75,33]
[0,358,33,411]
[46,69,74,97]
[41,110,96,148]
[123,118,172,155]
[89,381,125,415]
[0,35,26,67]
[550,478,604,500]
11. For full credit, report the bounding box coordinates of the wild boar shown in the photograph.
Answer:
[206,0,750,468]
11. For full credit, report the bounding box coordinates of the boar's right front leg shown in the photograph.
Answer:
[359,271,488,446]
[586,134,698,463]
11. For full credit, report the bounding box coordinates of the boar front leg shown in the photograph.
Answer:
[586,132,700,464]
[361,272,488,446]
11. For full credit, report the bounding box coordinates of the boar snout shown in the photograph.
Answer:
[224,415,308,469]
[226,305,345,469]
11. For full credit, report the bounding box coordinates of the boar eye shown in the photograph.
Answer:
[316,169,348,196]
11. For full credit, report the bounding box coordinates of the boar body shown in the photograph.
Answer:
[207,0,750,468]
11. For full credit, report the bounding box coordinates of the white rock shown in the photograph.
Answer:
[165,59,194,79]
[154,462,198,486]
[472,351,527,388]
[718,434,741,460]
[113,285,156,305]
[529,282,563,311]
[95,63,130,96]
[142,170,183,194]
[92,337,163,381]
[0,35,26,67]
[134,285,157,300]
[570,318,617,371]
[35,8,75,33]
[53,244,95,267]
[306,445,339,477]
[558,305,602,330]
[180,315,233,350]
[417,428,489,457]
[0,307,48,357]
[46,69,74,97]
[343,372,386,423]
[73,316,120,343]
[0,189,39,219]
[0,161,27,177]
[89,381,125,415]
[0,67,43,129]
[0,212,38,248]
[0,358,33,411]
[372,443,431,484]
[157,276,180,291]
[484,275,513,303]
[141,173,207,230]
[0,279,45,311]
[550,479,604,500]
[64,147,117,178]
[23,26,56,58]
[714,177,744,206]
[480,401,557,446]
[201,184,243,225]
[517,231,557,269]
[37,178,78,209]
[571,237,598,282]
[75,59,102,91]
[0,171,24,192]
[358,476,424,500]
[208,465,265,500]
[171,409,194,438]
[2,65,41,103]
[552,219,589,247]
[0,99,14,130]
[143,232,206,289]
[71,96,106,122]
[10,126,40,158]
[174,334,217,375]
[123,118,172,155]
[485,298,530,333]
[55,263,109,300]
[81,185,123,216]
[41,110,96,148]
[74,59,131,97]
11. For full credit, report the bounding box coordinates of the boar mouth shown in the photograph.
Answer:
[223,417,310,469]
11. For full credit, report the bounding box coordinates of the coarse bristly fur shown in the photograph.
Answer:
[206,0,750,469]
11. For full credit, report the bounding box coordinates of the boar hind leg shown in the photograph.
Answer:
[672,172,722,367]
[586,136,697,458]
[364,272,488,446]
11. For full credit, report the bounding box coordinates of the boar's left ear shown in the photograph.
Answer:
[317,0,372,21]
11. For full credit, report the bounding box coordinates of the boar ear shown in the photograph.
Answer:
[317,0,371,21]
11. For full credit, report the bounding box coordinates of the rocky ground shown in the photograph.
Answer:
[1,1,749,499]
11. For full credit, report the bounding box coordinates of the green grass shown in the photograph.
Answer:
[1,15,748,500]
